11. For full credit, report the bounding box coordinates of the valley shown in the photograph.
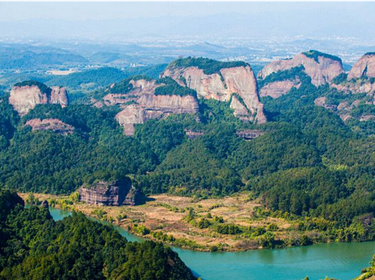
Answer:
[2,39,375,280]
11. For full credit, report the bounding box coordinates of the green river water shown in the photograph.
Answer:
[50,208,374,280]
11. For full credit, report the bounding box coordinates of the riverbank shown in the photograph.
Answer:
[18,192,373,252]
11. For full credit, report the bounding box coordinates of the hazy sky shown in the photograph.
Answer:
[0,2,374,43]
[0,2,372,21]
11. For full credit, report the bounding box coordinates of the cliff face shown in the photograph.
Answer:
[78,179,144,206]
[258,51,344,86]
[99,78,199,136]
[25,118,74,135]
[9,84,68,116]
[347,53,375,80]
[259,79,301,98]
[161,64,266,123]
[331,82,375,95]
[327,53,375,106]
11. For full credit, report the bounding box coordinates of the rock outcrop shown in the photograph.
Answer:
[331,53,375,96]
[25,118,74,135]
[259,79,301,98]
[347,53,375,80]
[9,81,68,116]
[236,129,266,140]
[78,178,144,206]
[99,78,199,136]
[331,81,375,95]
[161,58,266,123]
[258,50,344,87]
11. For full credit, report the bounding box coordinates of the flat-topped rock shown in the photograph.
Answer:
[25,118,74,135]
[78,178,145,206]
[9,81,68,116]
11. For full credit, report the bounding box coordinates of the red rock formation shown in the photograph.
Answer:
[78,179,144,206]
[348,53,375,80]
[25,118,74,135]
[9,84,68,116]
[102,78,199,135]
[314,97,337,111]
[331,81,375,95]
[161,64,266,124]
[260,79,301,98]
[258,52,344,86]
[50,86,69,107]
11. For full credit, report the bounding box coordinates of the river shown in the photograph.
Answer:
[50,208,374,280]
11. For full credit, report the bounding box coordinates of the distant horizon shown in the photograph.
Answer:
[0,2,374,43]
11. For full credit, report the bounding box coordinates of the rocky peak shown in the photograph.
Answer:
[25,118,74,136]
[9,81,68,116]
[347,53,375,80]
[258,50,344,86]
[161,57,266,124]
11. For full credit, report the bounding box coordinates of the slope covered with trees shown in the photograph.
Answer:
[2,63,375,245]
[0,191,196,280]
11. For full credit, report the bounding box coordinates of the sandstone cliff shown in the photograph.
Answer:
[328,53,375,102]
[331,81,375,95]
[9,81,68,116]
[259,79,301,98]
[98,78,199,135]
[24,118,74,136]
[161,58,266,124]
[78,178,144,206]
[347,53,375,80]
[258,50,344,87]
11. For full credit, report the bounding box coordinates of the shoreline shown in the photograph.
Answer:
[18,192,374,253]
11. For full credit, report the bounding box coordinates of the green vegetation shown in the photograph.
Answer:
[0,191,195,280]
[3,67,375,248]
[46,67,126,90]
[13,80,51,96]
[155,77,197,97]
[331,73,348,84]
[168,57,247,75]
[258,65,310,88]
[302,50,342,63]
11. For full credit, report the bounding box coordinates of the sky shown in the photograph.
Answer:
[0,2,374,42]
[0,2,372,21]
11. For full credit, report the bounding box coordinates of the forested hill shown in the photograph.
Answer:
[0,191,196,280]
[2,53,375,247]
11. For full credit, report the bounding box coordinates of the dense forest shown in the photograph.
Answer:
[0,191,196,280]
[1,59,375,245]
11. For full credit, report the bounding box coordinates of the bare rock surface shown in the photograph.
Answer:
[348,53,375,80]
[9,83,68,116]
[258,51,344,86]
[78,179,144,206]
[25,118,74,135]
[259,79,301,98]
[162,63,266,123]
[110,78,199,135]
